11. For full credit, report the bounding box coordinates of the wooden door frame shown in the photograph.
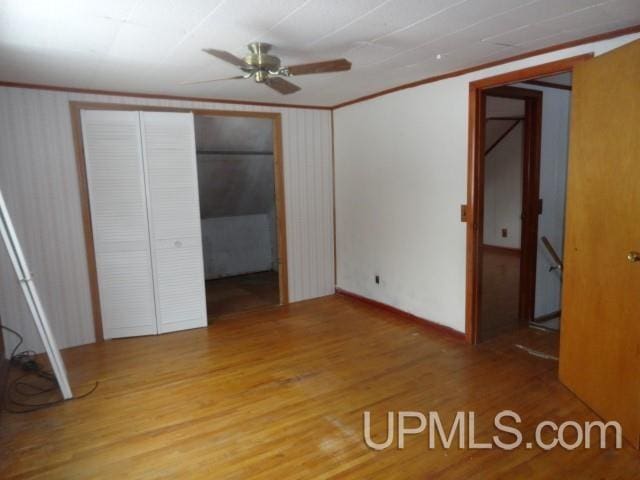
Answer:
[465,54,593,344]
[69,102,289,342]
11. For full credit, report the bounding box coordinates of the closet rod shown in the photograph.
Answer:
[196,150,273,155]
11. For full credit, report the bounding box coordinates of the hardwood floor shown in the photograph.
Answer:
[479,247,522,342]
[1,295,637,479]
[205,270,280,320]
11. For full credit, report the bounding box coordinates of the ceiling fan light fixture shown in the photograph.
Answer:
[254,70,268,83]
[195,42,352,94]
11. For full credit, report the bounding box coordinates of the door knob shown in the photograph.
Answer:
[628,251,640,263]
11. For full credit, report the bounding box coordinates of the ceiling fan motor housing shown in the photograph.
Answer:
[244,42,282,82]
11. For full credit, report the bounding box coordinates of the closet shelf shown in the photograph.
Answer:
[196,150,273,155]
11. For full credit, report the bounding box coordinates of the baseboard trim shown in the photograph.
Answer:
[336,288,466,342]
[482,244,522,256]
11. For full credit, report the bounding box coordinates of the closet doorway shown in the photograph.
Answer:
[194,113,288,321]
[71,104,288,340]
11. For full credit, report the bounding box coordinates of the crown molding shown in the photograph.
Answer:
[331,24,640,109]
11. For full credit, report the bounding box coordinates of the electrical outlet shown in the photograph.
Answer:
[501,228,508,238]
[375,275,380,285]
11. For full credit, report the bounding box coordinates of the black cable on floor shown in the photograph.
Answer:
[1,324,24,360]
[1,324,98,414]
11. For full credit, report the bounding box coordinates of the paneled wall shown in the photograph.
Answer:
[0,88,334,354]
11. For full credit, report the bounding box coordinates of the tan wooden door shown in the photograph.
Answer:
[559,39,640,448]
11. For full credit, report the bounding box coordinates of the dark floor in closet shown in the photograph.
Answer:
[206,271,279,321]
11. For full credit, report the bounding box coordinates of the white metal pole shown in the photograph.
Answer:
[0,189,72,399]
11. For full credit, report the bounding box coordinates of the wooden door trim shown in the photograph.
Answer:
[465,54,592,344]
[70,103,104,342]
[69,102,290,342]
[522,79,572,91]
[270,114,289,305]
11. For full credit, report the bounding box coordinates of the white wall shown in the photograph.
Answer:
[334,33,639,333]
[0,89,334,354]
[483,122,523,249]
[483,96,525,249]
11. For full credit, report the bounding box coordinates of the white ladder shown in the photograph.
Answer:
[0,188,72,399]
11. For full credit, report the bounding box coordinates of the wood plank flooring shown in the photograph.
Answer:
[0,295,637,479]
[479,247,522,342]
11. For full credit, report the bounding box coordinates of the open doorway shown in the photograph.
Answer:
[475,85,544,343]
[466,56,585,347]
[523,73,572,333]
[194,113,288,320]
[479,87,534,342]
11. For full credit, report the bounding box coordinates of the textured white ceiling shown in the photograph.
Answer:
[0,0,637,106]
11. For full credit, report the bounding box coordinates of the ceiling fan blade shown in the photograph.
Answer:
[180,75,245,86]
[286,58,351,76]
[202,48,247,67]
[265,77,301,95]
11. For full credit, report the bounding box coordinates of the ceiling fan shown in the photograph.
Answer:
[182,42,352,95]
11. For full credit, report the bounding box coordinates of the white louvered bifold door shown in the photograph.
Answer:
[81,110,158,339]
[140,112,207,333]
